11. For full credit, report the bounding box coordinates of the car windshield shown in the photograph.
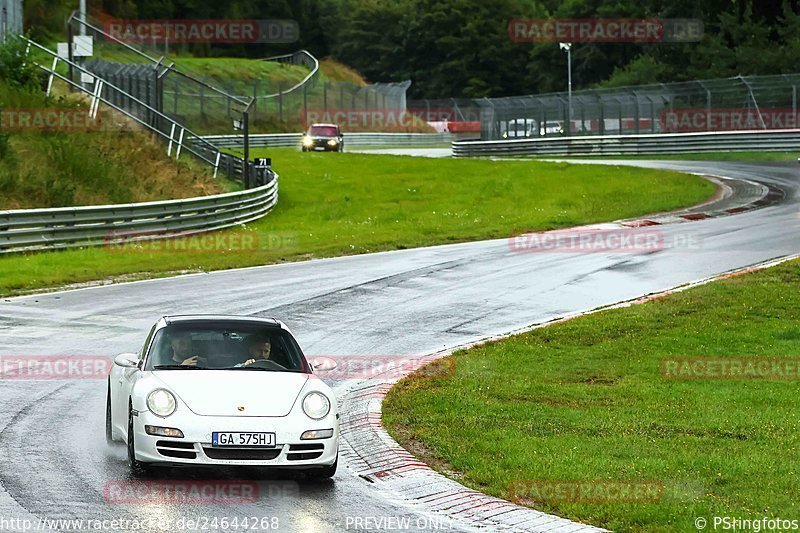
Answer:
[309,125,338,136]
[145,323,310,373]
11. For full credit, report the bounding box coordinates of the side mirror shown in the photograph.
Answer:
[309,357,338,372]
[114,353,139,368]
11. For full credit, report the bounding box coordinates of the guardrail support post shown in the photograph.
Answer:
[89,80,104,118]
[175,128,185,159]
[243,110,251,189]
[167,123,176,157]
[46,57,58,96]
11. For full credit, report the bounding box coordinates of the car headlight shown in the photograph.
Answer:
[147,389,177,418]
[302,392,331,420]
[303,136,313,146]
[327,139,338,146]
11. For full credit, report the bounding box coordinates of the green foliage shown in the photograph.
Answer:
[26,1,800,98]
[0,35,42,91]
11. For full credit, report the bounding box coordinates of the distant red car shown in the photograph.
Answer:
[302,123,344,152]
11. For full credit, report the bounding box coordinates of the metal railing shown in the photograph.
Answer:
[198,132,455,149]
[0,178,278,253]
[23,38,234,174]
[260,50,319,98]
[452,129,800,157]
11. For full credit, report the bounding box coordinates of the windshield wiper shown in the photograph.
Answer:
[231,366,279,371]
[153,365,207,370]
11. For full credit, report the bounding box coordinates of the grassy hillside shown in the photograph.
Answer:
[319,59,367,85]
[0,80,233,209]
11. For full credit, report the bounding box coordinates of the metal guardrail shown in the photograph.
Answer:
[200,132,455,149]
[452,129,800,157]
[0,178,278,253]
[260,50,319,99]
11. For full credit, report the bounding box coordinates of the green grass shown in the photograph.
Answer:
[383,259,800,532]
[523,151,799,162]
[0,148,712,296]
[0,81,233,209]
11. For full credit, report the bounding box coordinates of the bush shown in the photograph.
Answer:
[0,35,42,91]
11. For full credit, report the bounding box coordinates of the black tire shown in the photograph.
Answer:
[307,455,338,479]
[105,382,113,444]
[127,404,151,475]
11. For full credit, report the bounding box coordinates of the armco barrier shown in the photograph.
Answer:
[0,177,278,253]
[200,132,455,149]
[452,129,800,157]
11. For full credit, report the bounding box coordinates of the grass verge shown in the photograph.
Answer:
[0,148,713,296]
[383,259,800,532]
[0,81,234,209]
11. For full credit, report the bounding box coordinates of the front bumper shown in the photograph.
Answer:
[302,139,341,151]
[133,410,339,467]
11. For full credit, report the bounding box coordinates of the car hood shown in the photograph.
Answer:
[153,370,309,417]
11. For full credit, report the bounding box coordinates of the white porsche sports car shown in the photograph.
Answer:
[106,315,339,477]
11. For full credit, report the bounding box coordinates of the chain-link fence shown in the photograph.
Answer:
[69,14,251,137]
[68,14,413,135]
[407,98,483,134]
[479,74,800,140]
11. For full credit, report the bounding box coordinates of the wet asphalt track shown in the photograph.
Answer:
[0,159,798,532]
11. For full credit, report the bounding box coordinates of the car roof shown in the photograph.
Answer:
[309,123,339,128]
[162,315,282,327]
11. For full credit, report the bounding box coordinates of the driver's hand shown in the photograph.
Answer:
[243,358,256,366]
[182,356,198,366]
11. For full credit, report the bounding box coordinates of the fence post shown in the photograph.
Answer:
[303,81,308,124]
[243,110,250,189]
[599,98,605,135]
[200,86,205,116]
[253,80,259,116]
[278,82,283,122]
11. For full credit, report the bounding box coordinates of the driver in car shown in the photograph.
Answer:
[170,332,200,366]
[236,336,272,367]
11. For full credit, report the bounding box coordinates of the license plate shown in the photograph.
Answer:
[314,147,325,151]
[212,432,276,448]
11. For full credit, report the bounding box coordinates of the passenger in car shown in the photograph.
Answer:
[236,336,272,367]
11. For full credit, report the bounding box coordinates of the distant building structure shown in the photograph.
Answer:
[1,0,23,42]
